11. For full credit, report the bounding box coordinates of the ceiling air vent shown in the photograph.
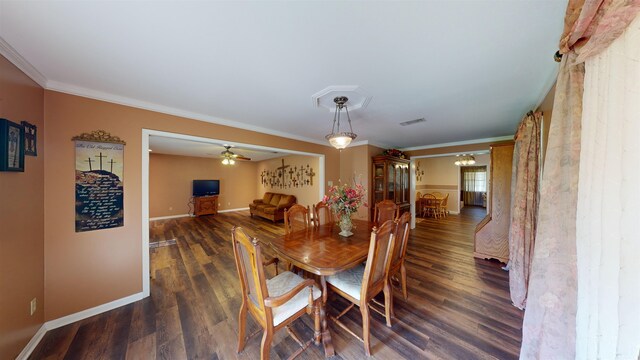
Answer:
[399,118,426,126]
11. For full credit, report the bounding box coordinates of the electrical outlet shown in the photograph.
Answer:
[328,180,333,186]
[30,298,36,316]
[168,206,173,211]
[227,202,231,206]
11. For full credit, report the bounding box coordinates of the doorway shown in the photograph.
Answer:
[141,129,325,297]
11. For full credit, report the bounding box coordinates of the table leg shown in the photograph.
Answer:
[319,275,335,357]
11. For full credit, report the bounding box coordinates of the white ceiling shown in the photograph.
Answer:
[149,135,284,161]
[0,1,565,149]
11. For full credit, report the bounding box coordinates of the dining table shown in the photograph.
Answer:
[267,219,374,358]
[418,193,446,217]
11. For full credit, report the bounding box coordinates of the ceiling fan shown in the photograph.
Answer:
[220,145,251,165]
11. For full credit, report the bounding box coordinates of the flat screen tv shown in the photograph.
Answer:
[193,180,220,196]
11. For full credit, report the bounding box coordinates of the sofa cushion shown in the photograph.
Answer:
[263,192,274,204]
[255,204,270,212]
[270,194,282,206]
[263,206,278,215]
[278,195,295,207]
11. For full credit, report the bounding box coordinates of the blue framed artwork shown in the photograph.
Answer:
[0,118,25,172]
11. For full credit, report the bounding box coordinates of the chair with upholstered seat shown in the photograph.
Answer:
[381,212,411,326]
[284,204,310,234]
[312,201,333,227]
[373,199,399,225]
[231,226,322,360]
[326,220,397,356]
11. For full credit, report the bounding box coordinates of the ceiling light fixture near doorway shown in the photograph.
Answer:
[325,96,357,149]
[454,154,476,166]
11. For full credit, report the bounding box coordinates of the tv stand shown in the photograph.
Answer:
[194,195,218,216]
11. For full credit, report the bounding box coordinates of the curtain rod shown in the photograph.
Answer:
[554,50,563,62]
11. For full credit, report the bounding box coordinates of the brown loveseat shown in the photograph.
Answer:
[249,192,297,222]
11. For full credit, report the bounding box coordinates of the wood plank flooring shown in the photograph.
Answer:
[30,206,523,359]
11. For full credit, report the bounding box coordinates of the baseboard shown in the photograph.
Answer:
[15,324,47,360]
[16,292,144,359]
[150,213,190,221]
[449,211,460,215]
[218,207,249,213]
[45,292,144,331]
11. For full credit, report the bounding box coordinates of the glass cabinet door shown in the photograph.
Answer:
[373,163,385,204]
[393,164,404,204]
[386,164,395,202]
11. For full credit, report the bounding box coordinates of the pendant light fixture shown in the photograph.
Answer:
[454,154,476,166]
[325,96,357,149]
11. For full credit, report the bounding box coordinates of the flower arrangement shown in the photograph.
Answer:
[382,148,406,158]
[322,182,367,217]
[323,181,367,237]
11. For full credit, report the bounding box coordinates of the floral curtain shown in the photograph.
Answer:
[461,166,486,206]
[520,2,640,359]
[508,112,542,310]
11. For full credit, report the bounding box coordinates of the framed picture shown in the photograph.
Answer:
[0,119,25,172]
[22,121,37,156]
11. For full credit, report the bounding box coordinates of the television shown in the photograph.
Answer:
[193,180,220,196]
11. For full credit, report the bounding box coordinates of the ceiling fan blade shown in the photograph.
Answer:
[235,155,252,161]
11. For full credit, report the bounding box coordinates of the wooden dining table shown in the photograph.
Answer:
[418,193,446,217]
[268,219,374,358]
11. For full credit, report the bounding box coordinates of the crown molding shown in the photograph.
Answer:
[47,80,332,147]
[348,139,393,149]
[0,36,47,87]
[400,135,514,152]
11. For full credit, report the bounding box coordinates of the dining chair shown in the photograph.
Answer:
[431,191,444,198]
[438,193,449,218]
[284,204,310,234]
[421,193,439,218]
[231,226,322,360]
[326,220,397,356]
[312,201,334,227]
[374,199,399,225]
[415,192,423,215]
[381,212,411,326]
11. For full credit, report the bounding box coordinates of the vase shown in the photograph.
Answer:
[338,213,353,237]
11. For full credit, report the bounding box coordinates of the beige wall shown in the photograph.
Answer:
[256,155,320,209]
[149,153,259,218]
[338,145,370,220]
[43,90,341,321]
[414,153,490,214]
[0,56,45,359]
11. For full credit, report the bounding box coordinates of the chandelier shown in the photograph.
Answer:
[454,154,476,166]
[325,96,357,149]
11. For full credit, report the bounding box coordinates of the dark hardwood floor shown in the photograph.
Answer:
[30,206,523,359]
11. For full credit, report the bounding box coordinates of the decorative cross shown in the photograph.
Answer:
[95,152,107,171]
[277,159,290,189]
[85,157,94,171]
[306,167,316,186]
[108,159,116,174]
